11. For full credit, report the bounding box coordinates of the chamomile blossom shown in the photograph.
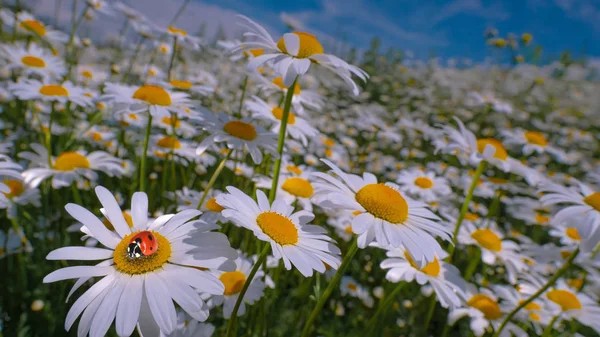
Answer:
[195,112,278,165]
[9,80,93,107]
[103,83,190,117]
[217,187,341,277]
[312,159,450,266]
[395,169,451,202]
[9,11,68,44]
[208,252,267,318]
[43,186,237,337]
[19,144,125,188]
[539,180,600,252]
[380,248,467,309]
[0,43,66,79]
[501,128,566,159]
[233,15,368,95]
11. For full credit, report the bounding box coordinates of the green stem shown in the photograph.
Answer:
[71,183,83,205]
[541,315,559,337]
[448,161,487,262]
[236,75,249,118]
[166,36,178,81]
[300,239,359,337]
[423,295,437,333]
[268,77,297,203]
[195,150,232,210]
[492,247,580,337]
[365,282,406,334]
[225,243,270,337]
[139,111,153,193]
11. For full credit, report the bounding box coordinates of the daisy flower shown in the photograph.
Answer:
[0,228,33,259]
[8,11,68,44]
[233,15,368,95]
[0,178,41,219]
[254,162,317,211]
[149,135,196,163]
[153,112,197,138]
[395,169,451,202]
[539,180,600,252]
[102,83,190,117]
[436,117,518,172]
[501,128,566,159]
[160,78,214,97]
[216,187,341,277]
[208,251,267,318]
[85,0,117,17]
[163,25,202,50]
[162,311,215,337]
[380,248,467,309]
[449,285,527,337]
[43,186,237,336]
[312,159,450,266]
[195,112,278,165]
[246,96,319,146]
[0,43,65,79]
[9,79,93,107]
[456,220,528,284]
[340,276,374,308]
[19,144,125,188]
[257,76,324,117]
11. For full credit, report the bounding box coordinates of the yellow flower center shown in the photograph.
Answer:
[325,148,333,158]
[323,138,335,147]
[477,138,508,161]
[286,165,303,175]
[524,131,547,146]
[488,177,508,184]
[281,177,314,198]
[355,183,408,224]
[21,20,46,36]
[583,192,600,212]
[565,228,581,241]
[113,231,171,275]
[271,107,296,125]
[277,32,324,58]
[535,212,549,224]
[220,271,246,295]
[467,294,502,320]
[170,80,192,89]
[471,229,502,252]
[206,197,224,212]
[518,300,541,311]
[243,48,264,57]
[529,313,541,321]
[464,213,480,221]
[167,26,187,36]
[54,152,90,171]
[567,278,584,290]
[256,211,298,245]
[102,211,134,231]
[347,283,357,291]
[547,289,582,311]
[39,85,69,96]
[161,116,181,128]
[90,131,103,141]
[272,77,301,95]
[404,251,440,277]
[81,70,93,79]
[414,177,433,189]
[3,180,24,198]
[223,121,257,141]
[21,55,46,68]
[132,85,172,106]
[156,136,181,149]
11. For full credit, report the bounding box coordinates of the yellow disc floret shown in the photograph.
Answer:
[133,85,172,106]
[547,289,582,311]
[54,152,90,171]
[220,271,246,295]
[355,183,408,224]
[113,231,171,275]
[256,211,299,245]
[414,177,433,189]
[277,32,324,58]
[471,229,502,252]
[477,138,508,161]
[281,177,314,198]
[39,84,69,96]
[468,294,502,320]
[223,121,257,141]
[21,55,46,68]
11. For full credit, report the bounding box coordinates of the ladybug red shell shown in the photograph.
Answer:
[127,231,158,258]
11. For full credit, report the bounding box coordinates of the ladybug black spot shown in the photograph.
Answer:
[148,235,153,241]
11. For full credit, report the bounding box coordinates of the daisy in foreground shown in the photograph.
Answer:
[217,187,341,276]
[43,186,237,337]
[312,159,450,266]
[233,15,368,94]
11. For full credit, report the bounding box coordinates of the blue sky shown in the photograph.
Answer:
[24,0,600,62]
[197,0,600,62]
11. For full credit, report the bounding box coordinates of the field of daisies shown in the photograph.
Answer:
[1,1,600,337]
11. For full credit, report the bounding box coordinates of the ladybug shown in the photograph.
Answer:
[127,231,158,258]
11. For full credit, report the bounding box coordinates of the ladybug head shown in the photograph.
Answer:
[127,238,143,258]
